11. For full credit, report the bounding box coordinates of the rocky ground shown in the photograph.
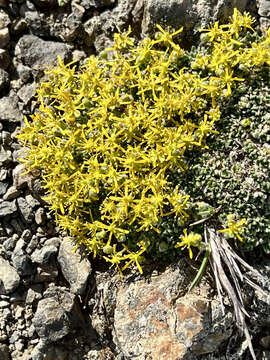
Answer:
[0,0,270,359]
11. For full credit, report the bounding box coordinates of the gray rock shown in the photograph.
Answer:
[21,229,32,241]
[45,237,60,248]
[15,62,31,83]
[25,284,43,305]
[13,163,33,189]
[3,235,18,251]
[141,0,249,41]
[1,131,11,146]
[84,0,137,52]
[0,49,10,69]
[0,256,20,294]
[11,248,33,275]
[25,237,38,254]
[80,0,115,8]
[0,9,10,29]
[0,93,23,122]
[25,193,40,208]
[0,27,8,48]
[32,286,79,343]
[35,207,47,225]
[0,169,8,181]
[72,49,86,62]
[0,344,10,360]
[10,218,24,234]
[0,200,17,217]
[0,68,8,90]
[0,182,8,196]
[17,197,34,223]
[3,186,22,201]
[31,245,58,265]
[14,238,26,252]
[0,300,9,308]
[259,0,270,17]
[17,83,37,105]
[61,8,84,42]
[57,237,91,295]
[16,35,71,70]
[260,16,270,30]
[9,330,20,344]
[113,259,232,359]
[0,146,12,165]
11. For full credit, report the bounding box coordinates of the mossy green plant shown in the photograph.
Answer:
[17,9,269,278]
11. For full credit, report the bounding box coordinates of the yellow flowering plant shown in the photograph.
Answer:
[17,9,269,279]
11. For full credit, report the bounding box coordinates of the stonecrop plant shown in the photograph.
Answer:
[17,9,269,278]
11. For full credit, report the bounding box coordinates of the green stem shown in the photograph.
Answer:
[188,245,211,292]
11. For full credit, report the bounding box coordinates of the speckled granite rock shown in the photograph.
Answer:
[113,259,233,359]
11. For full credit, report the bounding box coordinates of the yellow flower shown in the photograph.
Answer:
[219,214,246,242]
[121,243,146,274]
[175,229,202,259]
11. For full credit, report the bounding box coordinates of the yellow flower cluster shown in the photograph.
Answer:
[219,214,247,242]
[17,10,269,274]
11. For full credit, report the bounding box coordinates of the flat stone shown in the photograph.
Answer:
[16,35,71,70]
[0,256,20,295]
[0,200,17,217]
[0,94,23,122]
[57,237,91,295]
